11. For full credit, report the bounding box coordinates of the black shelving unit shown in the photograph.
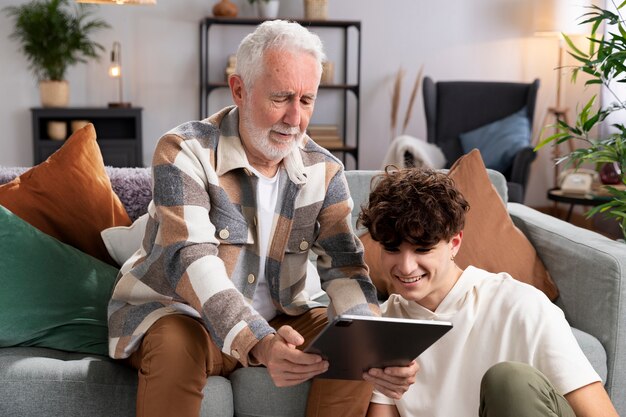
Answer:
[31,107,143,167]
[199,17,361,168]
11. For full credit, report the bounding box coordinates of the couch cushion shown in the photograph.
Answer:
[0,347,234,417]
[572,328,608,383]
[230,367,310,417]
[0,206,117,355]
[0,124,131,265]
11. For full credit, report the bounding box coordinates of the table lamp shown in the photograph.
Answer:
[108,41,131,108]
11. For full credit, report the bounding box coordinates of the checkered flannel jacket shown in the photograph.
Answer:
[108,106,380,364]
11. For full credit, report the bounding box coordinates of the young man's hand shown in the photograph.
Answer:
[363,360,419,399]
[250,325,329,387]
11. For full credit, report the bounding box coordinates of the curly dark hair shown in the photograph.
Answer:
[358,167,470,248]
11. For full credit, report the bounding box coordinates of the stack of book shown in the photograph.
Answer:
[307,124,343,149]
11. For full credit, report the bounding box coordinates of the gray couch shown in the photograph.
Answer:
[1,167,625,417]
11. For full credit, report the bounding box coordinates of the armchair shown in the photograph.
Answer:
[422,76,540,203]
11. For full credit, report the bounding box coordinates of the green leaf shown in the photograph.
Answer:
[564,33,588,58]
[582,112,601,132]
[534,133,571,150]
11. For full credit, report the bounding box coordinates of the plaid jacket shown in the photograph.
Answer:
[108,106,380,364]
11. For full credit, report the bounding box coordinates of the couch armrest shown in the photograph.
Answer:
[508,202,626,409]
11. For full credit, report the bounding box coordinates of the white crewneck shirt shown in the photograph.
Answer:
[248,166,280,321]
[371,266,601,417]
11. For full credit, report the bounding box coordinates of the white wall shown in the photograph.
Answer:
[0,0,599,207]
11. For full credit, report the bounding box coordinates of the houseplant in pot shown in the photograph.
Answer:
[4,0,110,107]
[536,2,626,239]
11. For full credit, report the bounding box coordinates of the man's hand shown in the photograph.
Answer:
[362,360,419,399]
[250,325,329,387]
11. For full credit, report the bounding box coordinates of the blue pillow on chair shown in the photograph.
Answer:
[458,107,531,172]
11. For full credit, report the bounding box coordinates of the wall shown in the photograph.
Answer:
[0,0,600,207]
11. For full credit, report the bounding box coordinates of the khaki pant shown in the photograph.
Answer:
[126,309,373,417]
[480,362,576,417]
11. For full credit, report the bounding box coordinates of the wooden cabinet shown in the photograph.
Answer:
[199,17,361,168]
[31,107,143,167]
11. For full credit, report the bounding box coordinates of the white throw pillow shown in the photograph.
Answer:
[100,213,149,266]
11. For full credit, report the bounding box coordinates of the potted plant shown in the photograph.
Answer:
[536,2,626,240]
[4,0,110,107]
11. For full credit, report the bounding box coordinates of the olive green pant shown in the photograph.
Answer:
[480,362,575,417]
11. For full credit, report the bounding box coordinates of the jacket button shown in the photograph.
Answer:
[299,240,309,251]
[219,229,230,239]
[231,350,240,359]
[248,274,255,284]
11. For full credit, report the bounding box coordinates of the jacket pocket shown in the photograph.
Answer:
[211,206,253,245]
[285,222,319,254]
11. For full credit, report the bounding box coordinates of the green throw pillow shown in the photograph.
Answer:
[0,205,117,356]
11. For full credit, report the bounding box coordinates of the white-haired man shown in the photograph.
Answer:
[108,20,417,417]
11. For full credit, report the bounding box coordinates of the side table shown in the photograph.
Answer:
[547,188,611,221]
[31,107,143,167]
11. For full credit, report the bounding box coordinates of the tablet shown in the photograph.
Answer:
[304,314,452,380]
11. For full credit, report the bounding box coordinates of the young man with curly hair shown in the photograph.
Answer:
[359,167,618,417]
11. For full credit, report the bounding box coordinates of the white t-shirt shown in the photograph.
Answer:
[371,266,601,417]
[248,166,280,321]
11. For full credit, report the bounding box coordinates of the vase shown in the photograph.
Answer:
[39,80,69,108]
[304,0,328,20]
[600,162,622,185]
[47,121,67,141]
[71,120,90,133]
[257,0,279,19]
[212,0,238,17]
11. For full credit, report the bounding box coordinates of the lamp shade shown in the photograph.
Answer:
[76,0,156,4]
[533,0,592,35]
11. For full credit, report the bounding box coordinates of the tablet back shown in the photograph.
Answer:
[304,314,452,380]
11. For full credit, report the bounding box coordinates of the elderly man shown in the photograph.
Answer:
[108,20,416,417]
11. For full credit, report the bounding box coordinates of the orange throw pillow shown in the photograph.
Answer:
[359,232,393,298]
[0,123,131,266]
[448,149,559,300]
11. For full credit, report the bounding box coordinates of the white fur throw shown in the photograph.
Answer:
[382,135,446,170]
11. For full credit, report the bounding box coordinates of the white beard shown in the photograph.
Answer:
[240,106,304,161]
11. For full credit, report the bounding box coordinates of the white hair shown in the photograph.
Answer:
[235,19,326,90]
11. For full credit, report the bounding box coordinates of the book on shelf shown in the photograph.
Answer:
[307,124,344,148]
[308,124,339,135]
[308,124,339,131]
[314,139,344,148]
